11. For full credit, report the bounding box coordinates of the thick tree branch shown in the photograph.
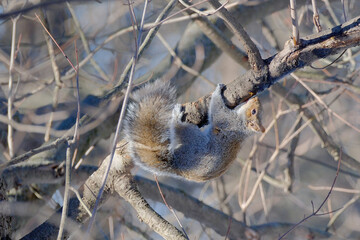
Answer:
[24,164,331,239]
[23,144,187,240]
[136,177,332,239]
[136,177,256,239]
[78,144,187,240]
[1,165,96,190]
[207,0,264,71]
[182,16,360,126]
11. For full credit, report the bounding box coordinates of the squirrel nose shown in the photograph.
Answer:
[259,125,265,133]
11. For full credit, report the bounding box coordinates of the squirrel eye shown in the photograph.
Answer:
[251,109,257,115]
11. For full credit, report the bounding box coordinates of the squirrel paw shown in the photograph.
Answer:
[171,104,183,123]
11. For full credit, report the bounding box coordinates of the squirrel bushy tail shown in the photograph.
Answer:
[125,80,177,173]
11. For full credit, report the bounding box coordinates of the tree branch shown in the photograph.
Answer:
[182,16,360,127]
[207,0,265,72]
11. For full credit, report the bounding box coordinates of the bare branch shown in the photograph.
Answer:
[312,0,322,32]
[207,0,265,72]
[182,16,360,127]
[279,150,341,239]
[272,84,360,172]
[290,0,300,45]
[7,15,20,158]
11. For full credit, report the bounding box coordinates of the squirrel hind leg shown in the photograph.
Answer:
[209,84,226,112]
[209,84,233,124]
[169,104,183,152]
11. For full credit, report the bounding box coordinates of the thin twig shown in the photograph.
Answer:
[224,217,232,240]
[326,194,359,230]
[0,0,93,19]
[86,0,150,233]
[116,0,177,88]
[35,12,77,142]
[178,0,228,17]
[279,150,342,239]
[70,186,92,217]
[310,49,347,70]
[154,176,189,239]
[186,9,249,69]
[44,85,60,142]
[311,0,322,32]
[308,186,360,194]
[127,0,138,51]
[57,141,72,240]
[66,2,109,82]
[241,171,266,211]
[36,10,62,143]
[238,96,315,208]
[7,15,20,158]
[35,13,77,72]
[62,0,183,81]
[324,0,340,25]
[0,114,67,136]
[341,0,347,22]
[242,159,252,208]
[236,158,248,207]
[290,0,300,45]
[144,0,221,30]
[71,40,81,165]
[109,216,114,240]
[285,117,302,192]
[292,73,360,134]
[156,33,215,86]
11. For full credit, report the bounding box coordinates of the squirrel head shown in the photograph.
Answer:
[242,97,265,133]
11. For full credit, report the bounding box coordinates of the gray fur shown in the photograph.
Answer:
[124,81,262,181]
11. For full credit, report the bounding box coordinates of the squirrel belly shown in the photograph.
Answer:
[124,80,265,181]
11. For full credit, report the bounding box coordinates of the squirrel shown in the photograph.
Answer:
[124,80,265,181]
